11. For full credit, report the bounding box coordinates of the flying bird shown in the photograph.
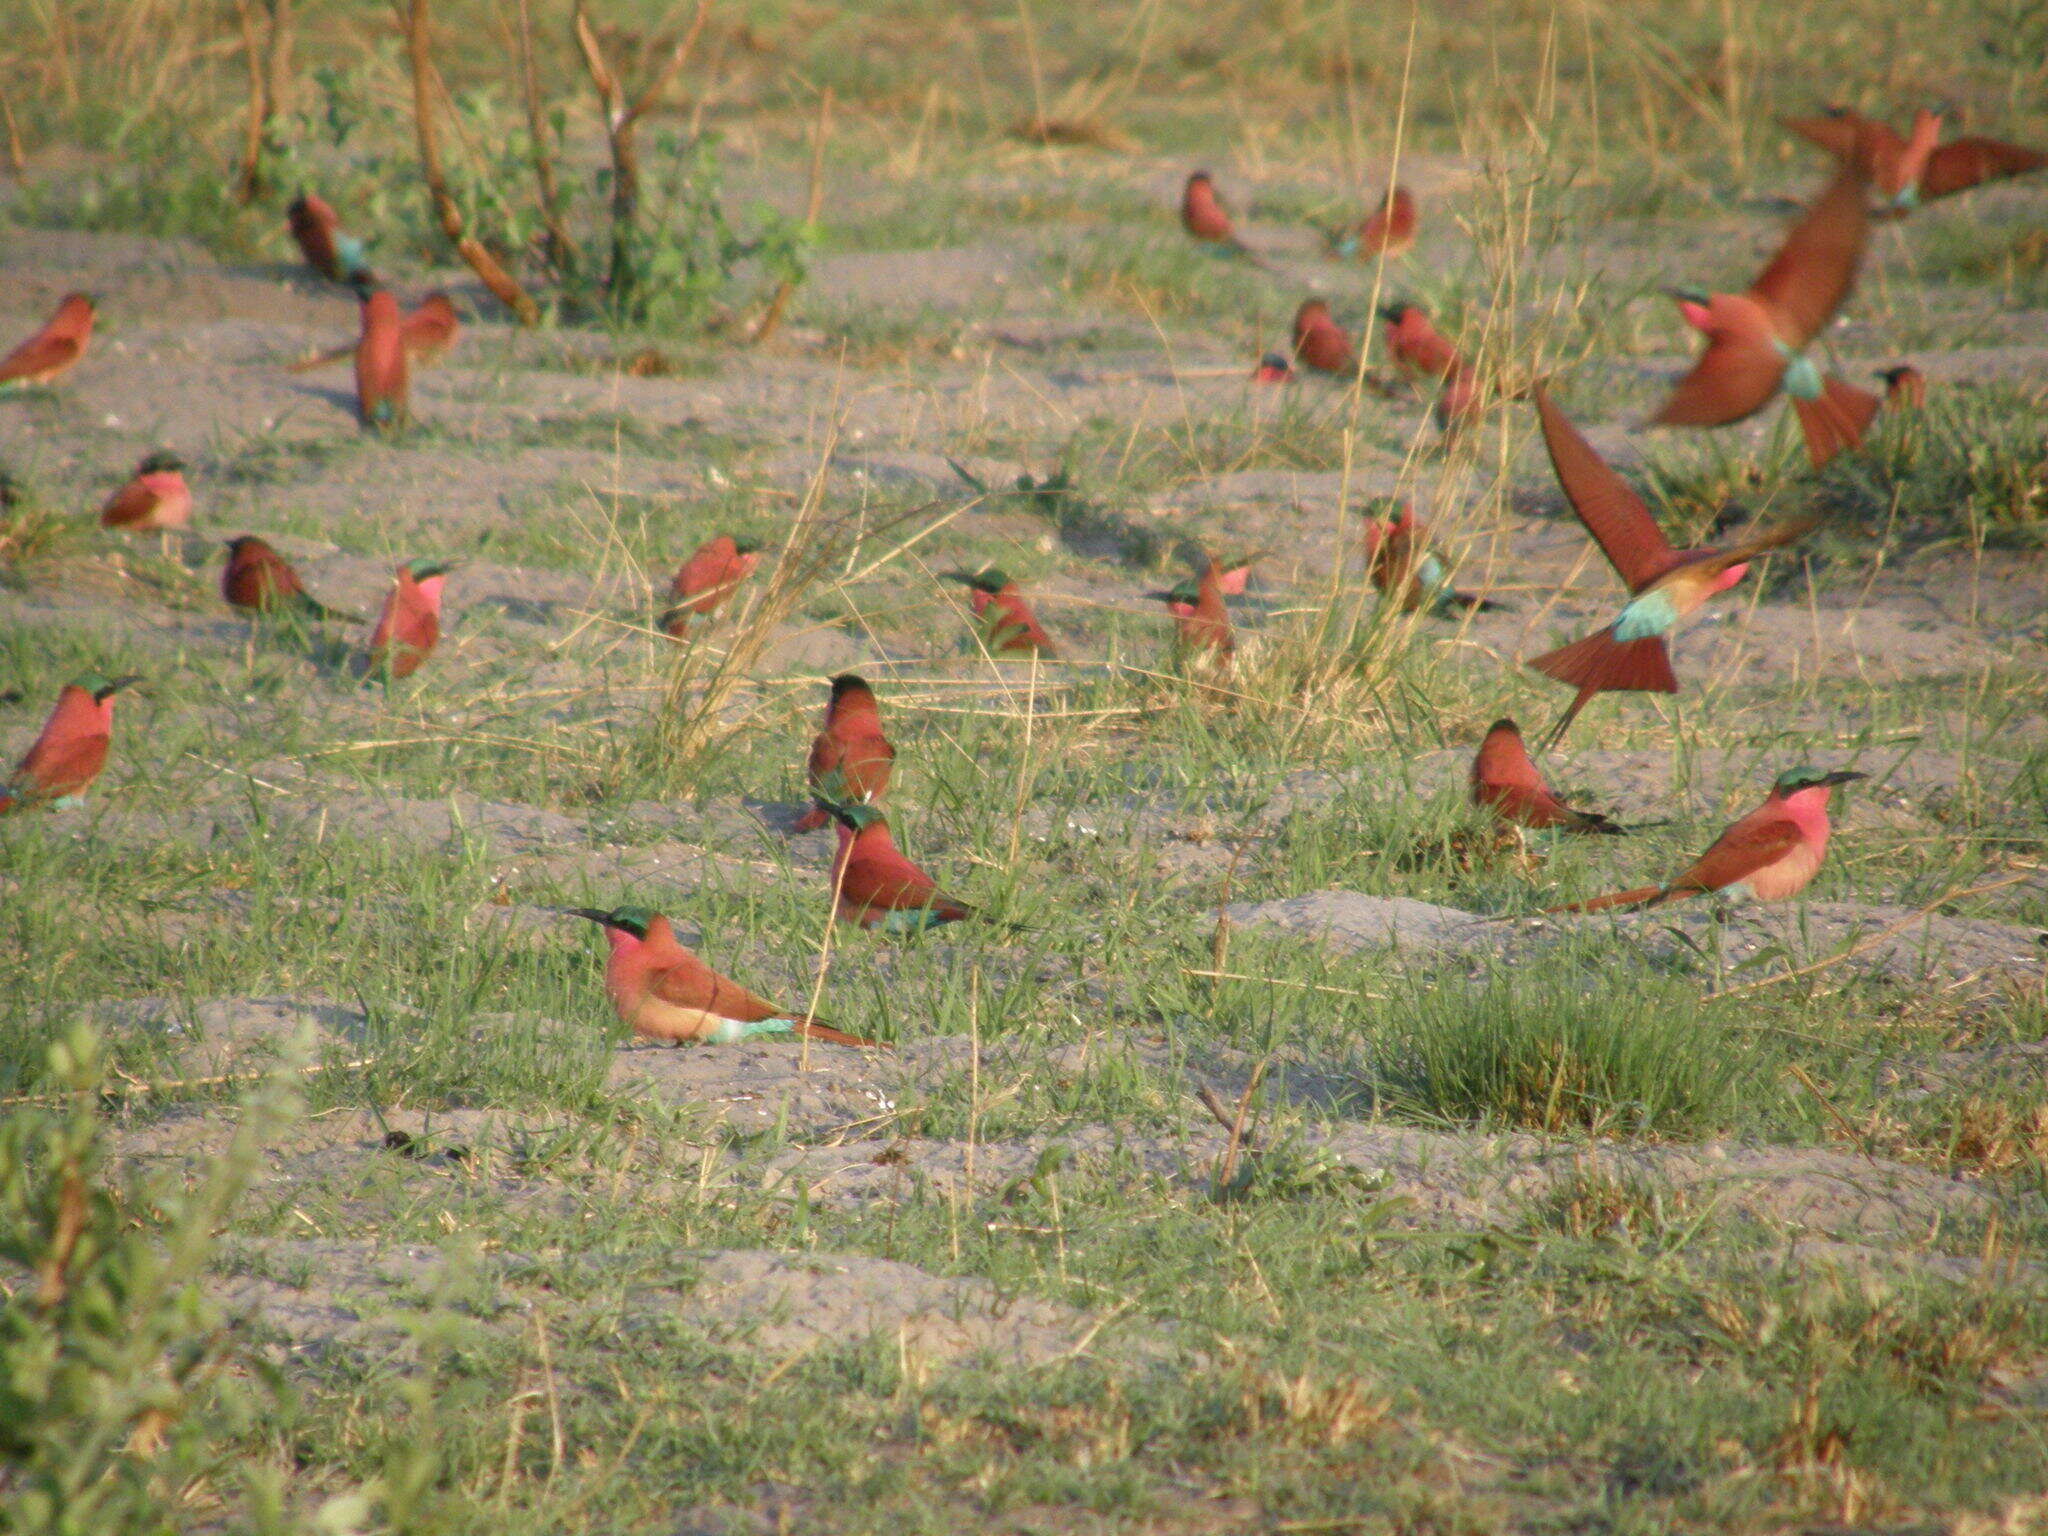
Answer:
[1877,364,1925,409]
[1545,767,1864,912]
[1292,300,1357,375]
[0,293,95,389]
[1650,168,1877,468]
[943,568,1058,657]
[1527,383,1821,745]
[0,675,138,814]
[660,534,761,635]
[1784,107,2046,213]
[824,801,976,932]
[363,558,451,680]
[98,451,192,539]
[290,291,461,373]
[792,673,895,834]
[221,536,359,622]
[1360,502,1496,616]
[287,191,372,284]
[567,905,882,1047]
[1470,719,1624,835]
[354,287,409,432]
[1335,185,1417,259]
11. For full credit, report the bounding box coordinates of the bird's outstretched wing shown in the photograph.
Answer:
[1748,170,1867,347]
[1534,383,1679,590]
[1920,137,2048,199]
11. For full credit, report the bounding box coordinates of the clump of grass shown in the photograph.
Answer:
[1380,968,1772,1137]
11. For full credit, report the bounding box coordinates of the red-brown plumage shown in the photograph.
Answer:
[222,535,354,621]
[663,535,761,632]
[365,563,447,679]
[98,453,192,531]
[1354,186,1417,258]
[0,293,95,387]
[831,815,974,929]
[970,581,1057,656]
[1181,171,1235,242]
[1878,365,1925,409]
[1381,303,1464,382]
[401,292,461,364]
[1292,300,1355,374]
[1470,719,1623,834]
[1533,382,1694,592]
[793,675,895,833]
[1150,557,1236,666]
[1785,108,2046,205]
[354,290,409,431]
[1790,373,1880,468]
[288,192,346,281]
[1,681,129,813]
[1434,365,1483,439]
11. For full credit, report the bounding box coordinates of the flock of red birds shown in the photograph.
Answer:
[0,104,2042,1016]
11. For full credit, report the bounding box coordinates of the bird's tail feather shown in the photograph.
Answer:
[1529,630,1678,696]
[1449,591,1505,613]
[1543,884,1668,915]
[797,1019,891,1050]
[1793,376,1879,469]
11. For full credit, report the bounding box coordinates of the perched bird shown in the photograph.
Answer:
[0,675,138,814]
[1337,185,1417,259]
[1433,365,1484,440]
[97,451,192,535]
[1784,107,2046,214]
[1292,300,1357,375]
[1878,364,1925,409]
[567,905,882,1047]
[1651,168,1876,468]
[1546,767,1864,913]
[1360,502,1496,615]
[1181,171,1240,245]
[825,801,975,932]
[943,568,1058,657]
[1527,383,1822,745]
[402,292,461,365]
[221,536,359,622]
[353,287,409,432]
[363,558,451,680]
[287,192,372,285]
[0,293,95,389]
[1470,719,1624,835]
[660,534,762,635]
[791,673,895,834]
[1379,302,1464,382]
[1252,351,1295,385]
[1146,554,1254,669]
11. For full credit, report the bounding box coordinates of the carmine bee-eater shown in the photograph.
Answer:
[1471,719,1624,835]
[1529,383,1821,744]
[825,801,975,932]
[0,675,138,814]
[567,905,883,1046]
[1146,554,1255,669]
[1877,364,1925,409]
[1434,364,1484,440]
[1252,351,1295,385]
[1651,168,1876,469]
[943,568,1058,657]
[222,536,359,622]
[1546,766,1864,912]
[402,292,460,365]
[354,287,409,432]
[1336,185,1417,259]
[1379,302,1464,382]
[1292,299,1357,375]
[0,293,95,389]
[791,673,895,834]
[1360,502,1497,615]
[364,558,451,680]
[660,534,761,635]
[1783,107,2045,214]
[288,191,372,285]
[98,451,192,538]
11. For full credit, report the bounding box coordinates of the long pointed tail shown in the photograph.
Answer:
[1792,376,1879,469]
[1542,884,1670,915]
[1447,590,1505,613]
[797,1019,891,1049]
[1529,629,1677,748]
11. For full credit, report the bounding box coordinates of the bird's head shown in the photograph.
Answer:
[1144,577,1202,610]
[828,672,875,702]
[402,557,454,582]
[1772,765,1866,800]
[567,904,657,940]
[138,449,185,476]
[223,535,266,557]
[944,568,1008,595]
[824,799,886,834]
[76,674,141,703]
[1877,365,1917,387]
[1187,170,1213,187]
[730,537,762,556]
[1377,300,1418,325]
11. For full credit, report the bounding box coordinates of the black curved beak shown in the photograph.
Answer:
[1819,770,1868,788]
[562,907,611,924]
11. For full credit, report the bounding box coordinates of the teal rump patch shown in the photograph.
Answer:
[877,906,950,933]
[707,1017,796,1044]
[1779,352,1824,401]
[1613,590,1679,643]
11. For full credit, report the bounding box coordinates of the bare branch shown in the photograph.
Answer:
[623,0,711,129]
[516,0,579,273]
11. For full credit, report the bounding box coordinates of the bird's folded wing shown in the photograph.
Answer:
[1749,170,1867,347]
[1669,819,1805,895]
[1535,384,1677,589]
[0,332,80,383]
[15,736,107,795]
[649,958,782,1024]
[1921,138,2048,198]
